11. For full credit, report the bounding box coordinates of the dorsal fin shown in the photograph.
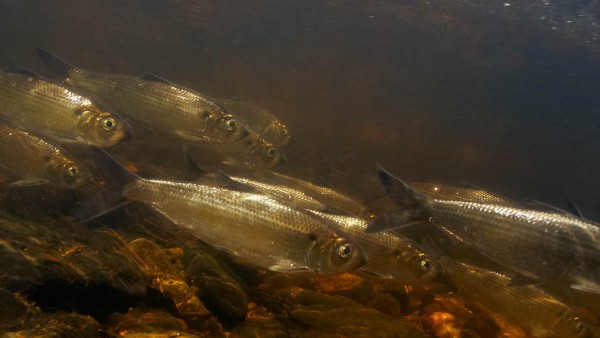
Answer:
[141,73,172,84]
[521,199,573,216]
[3,63,42,79]
[213,170,255,192]
[568,201,584,218]
[36,48,79,78]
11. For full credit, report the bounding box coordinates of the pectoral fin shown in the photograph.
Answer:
[174,130,209,142]
[507,273,540,287]
[10,178,49,186]
[365,213,423,233]
[570,277,600,294]
[269,259,310,273]
[268,265,311,273]
[357,269,393,279]
[45,132,80,144]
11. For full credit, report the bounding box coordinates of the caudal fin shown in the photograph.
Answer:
[376,165,425,208]
[73,146,138,221]
[36,48,79,78]
[365,166,427,233]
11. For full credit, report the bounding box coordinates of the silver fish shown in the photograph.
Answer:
[77,147,367,275]
[410,182,516,206]
[196,171,327,211]
[368,168,600,295]
[37,48,249,144]
[258,171,373,219]
[309,210,441,283]
[0,64,130,147]
[188,129,286,169]
[218,98,293,146]
[428,242,595,338]
[0,122,92,188]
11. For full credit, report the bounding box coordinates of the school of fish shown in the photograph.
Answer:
[0,48,598,337]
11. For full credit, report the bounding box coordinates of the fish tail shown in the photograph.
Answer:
[36,48,79,78]
[365,166,427,233]
[376,165,424,208]
[73,146,138,221]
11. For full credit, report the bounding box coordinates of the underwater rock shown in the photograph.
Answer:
[2,311,101,338]
[288,290,425,337]
[0,287,39,332]
[232,303,288,338]
[369,292,403,317]
[183,249,249,321]
[422,312,462,338]
[0,212,148,298]
[126,238,210,317]
[108,305,205,337]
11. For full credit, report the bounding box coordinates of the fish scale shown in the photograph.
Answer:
[432,248,594,338]
[0,69,130,147]
[0,72,90,135]
[0,122,92,188]
[309,210,441,283]
[37,49,249,144]
[75,72,249,143]
[428,199,600,278]
[371,168,600,295]
[90,164,367,274]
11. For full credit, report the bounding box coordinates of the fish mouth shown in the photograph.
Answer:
[122,124,134,141]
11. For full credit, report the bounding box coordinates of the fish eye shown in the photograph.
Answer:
[266,147,277,158]
[102,117,116,131]
[225,119,237,131]
[337,243,352,259]
[573,320,586,332]
[280,129,287,136]
[420,259,432,271]
[67,165,80,177]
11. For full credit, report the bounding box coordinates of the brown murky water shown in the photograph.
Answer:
[1,1,600,337]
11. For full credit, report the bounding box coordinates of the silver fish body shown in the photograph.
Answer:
[125,180,365,274]
[410,182,516,206]
[81,147,367,274]
[0,69,130,147]
[37,49,249,144]
[264,172,373,219]
[309,210,441,283]
[198,172,326,211]
[372,169,600,295]
[219,98,292,146]
[436,252,594,338]
[425,200,600,292]
[0,123,92,188]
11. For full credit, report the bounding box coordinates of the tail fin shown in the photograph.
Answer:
[36,48,79,78]
[364,166,428,234]
[376,165,425,209]
[73,147,138,221]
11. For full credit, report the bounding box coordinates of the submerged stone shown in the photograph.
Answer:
[2,311,101,338]
[183,249,249,321]
[289,290,425,337]
[126,238,210,317]
[233,304,287,338]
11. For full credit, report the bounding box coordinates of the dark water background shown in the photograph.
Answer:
[1,1,600,219]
